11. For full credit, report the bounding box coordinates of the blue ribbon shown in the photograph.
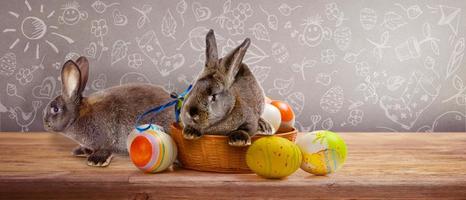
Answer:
[135,84,192,132]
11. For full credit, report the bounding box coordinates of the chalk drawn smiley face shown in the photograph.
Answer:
[300,16,331,47]
[63,8,80,24]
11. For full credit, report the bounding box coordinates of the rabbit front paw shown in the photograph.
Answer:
[182,126,203,140]
[228,130,251,147]
[87,150,113,167]
[72,146,93,157]
[257,117,274,135]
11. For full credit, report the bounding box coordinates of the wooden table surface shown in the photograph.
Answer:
[0,132,465,200]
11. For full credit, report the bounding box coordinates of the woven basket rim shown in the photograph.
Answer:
[171,123,297,138]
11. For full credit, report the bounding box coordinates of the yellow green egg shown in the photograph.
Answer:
[246,136,302,179]
[296,130,347,175]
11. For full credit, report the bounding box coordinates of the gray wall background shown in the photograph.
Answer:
[0,0,465,132]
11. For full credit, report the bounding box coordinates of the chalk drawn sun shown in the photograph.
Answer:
[3,0,74,59]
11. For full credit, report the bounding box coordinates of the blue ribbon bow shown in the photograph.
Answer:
[135,84,192,132]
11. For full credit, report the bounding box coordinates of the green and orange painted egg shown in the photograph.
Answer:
[296,130,347,175]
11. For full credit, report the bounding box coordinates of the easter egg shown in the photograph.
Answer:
[128,124,177,173]
[246,136,302,179]
[261,104,281,133]
[270,100,295,129]
[296,130,347,175]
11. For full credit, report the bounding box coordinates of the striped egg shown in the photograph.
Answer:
[296,130,347,175]
[128,124,177,173]
[246,136,302,179]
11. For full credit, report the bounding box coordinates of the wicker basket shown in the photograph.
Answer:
[170,123,297,173]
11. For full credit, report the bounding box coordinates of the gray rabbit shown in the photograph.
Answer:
[43,56,174,167]
[180,30,272,147]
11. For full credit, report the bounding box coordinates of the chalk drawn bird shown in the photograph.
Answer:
[8,101,42,132]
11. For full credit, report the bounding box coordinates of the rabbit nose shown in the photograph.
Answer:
[188,107,199,120]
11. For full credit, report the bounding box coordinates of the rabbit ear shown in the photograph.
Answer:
[75,56,89,93]
[205,29,218,66]
[61,60,82,101]
[220,38,250,87]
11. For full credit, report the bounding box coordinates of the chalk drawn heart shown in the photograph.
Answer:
[32,76,56,99]
[113,9,128,26]
[84,42,97,58]
[159,54,185,76]
[192,2,211,22]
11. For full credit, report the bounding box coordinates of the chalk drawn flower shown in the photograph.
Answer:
[91,19,108,38]
[347,109,363,126]
[321,49,336,64]
[16,68,33,85]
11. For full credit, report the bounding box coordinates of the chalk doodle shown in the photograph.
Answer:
[110,40,130,65]
[427,5,461,37]
[58,1,88,25]
[320,86,344,114]
[395,3,423,19]
[381,11,407,31]
[271,42,289,63]
[83,42,97,59]
[91,0,119,14]
[343,49,365,64]
[112,9,127,26]
[136,30,185,76]
[250,23,271,41]
[176,0,187,27]
[32,76,56,99]
[259,6,278,30]
[367,31,391,60]
[127,53,144,69]
[291,57,316,80]
[91,74,107,91]
[334,26,351,50]
[379,72,440,129]
[325,3,347,27]
[4,0,74,59]
[268,77,294,96]
[298,16,332,47]
[316,71,337,86]
[442,74,466,105]
[15,57,45,85]
[0,52,16,77]
[278,3,302,16]
[360,8,377,30]
[321,117,334,130]
[132,5,152,29]
[395,24,440,61]
[416,111,466,132]
[192,2,212,22]
[342,109,364,126]
[321,49,336,64]
[213,1,253,35]
[386,76,406,92]
[161,9,177,39]
[309,115,322,131]
[120,72,151,85]
[445,37,465,79]
[90,19,109,60]
[6,83,25,101]
[8,101,42,132]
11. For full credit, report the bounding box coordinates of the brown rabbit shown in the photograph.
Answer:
[43,56,174,167]
[180,30,272,147]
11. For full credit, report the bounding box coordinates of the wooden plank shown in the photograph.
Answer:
[0,132,465,199]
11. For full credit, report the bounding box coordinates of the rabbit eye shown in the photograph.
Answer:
[50,106,61,114]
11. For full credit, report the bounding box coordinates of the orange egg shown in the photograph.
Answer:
[130,136,152,168]
[271,100,294,122]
